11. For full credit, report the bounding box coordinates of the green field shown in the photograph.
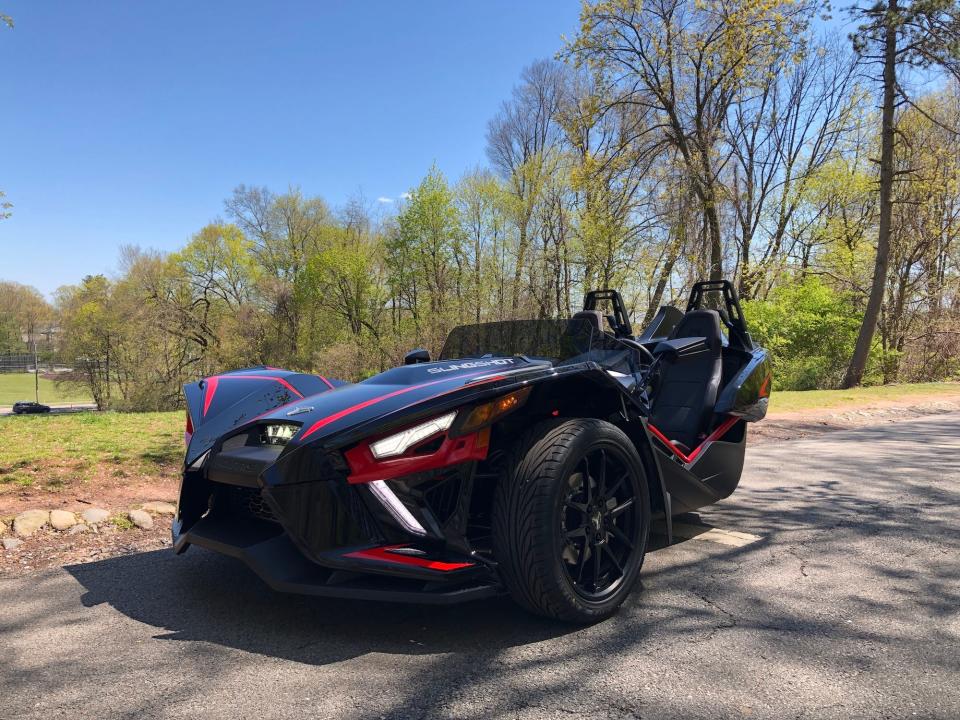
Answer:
[0,373,94,405]
[0,411,182,487]
[769,381,960,413]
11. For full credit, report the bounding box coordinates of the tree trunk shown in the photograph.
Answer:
[843,0,897,388]
[704,198,724,281]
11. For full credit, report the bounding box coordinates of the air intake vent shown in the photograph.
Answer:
[217,485,278,523]
[422,472,463,525]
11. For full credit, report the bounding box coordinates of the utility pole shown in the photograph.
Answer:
[33,338,39,403]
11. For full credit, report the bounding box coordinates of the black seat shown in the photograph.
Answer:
[570,310,605,334]
[649,310,723,451]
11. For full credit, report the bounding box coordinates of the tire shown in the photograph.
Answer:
[492,418,651,623]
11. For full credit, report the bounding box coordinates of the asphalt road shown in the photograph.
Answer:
[2,414,959,719]
[0,403,98,416]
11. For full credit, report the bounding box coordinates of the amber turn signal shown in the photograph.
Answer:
[456,386,532,435]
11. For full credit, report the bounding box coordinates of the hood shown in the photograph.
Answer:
[184,357,550,466]
[275,356,549,444]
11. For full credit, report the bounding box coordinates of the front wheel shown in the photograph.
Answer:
[492,418,651,623]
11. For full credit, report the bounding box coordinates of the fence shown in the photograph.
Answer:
[0,354,72,374]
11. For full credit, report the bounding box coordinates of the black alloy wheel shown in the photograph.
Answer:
[560,447,639,601]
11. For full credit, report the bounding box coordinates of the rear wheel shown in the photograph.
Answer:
[492,418,651,623]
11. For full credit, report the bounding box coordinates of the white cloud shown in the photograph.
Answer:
[400,192,412,200]
[376,196,394,204]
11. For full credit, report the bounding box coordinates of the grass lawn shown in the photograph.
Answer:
[0,373,93,405]
[0,410,181,489]
[770,381,960,414]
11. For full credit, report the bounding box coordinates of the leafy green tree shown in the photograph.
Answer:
[843,0,960,387]
[390,167,464,351]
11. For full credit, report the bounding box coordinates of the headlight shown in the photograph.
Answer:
[370,412,457,459]
[261,423,299,446]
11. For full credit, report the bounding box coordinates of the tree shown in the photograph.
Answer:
[390,167,464,351]
[726,39,861,298]
[487,60,566,311]
[0,281,53,347]
[843,0,960,387]
[569,0,815,280]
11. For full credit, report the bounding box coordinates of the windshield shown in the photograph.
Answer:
[439,318,642,375]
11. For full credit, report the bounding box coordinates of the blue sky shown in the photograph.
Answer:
[0,1,582,296]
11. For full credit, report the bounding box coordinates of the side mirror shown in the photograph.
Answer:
[404,348,431,365]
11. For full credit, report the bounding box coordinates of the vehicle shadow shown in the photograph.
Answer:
[66,547,584,666]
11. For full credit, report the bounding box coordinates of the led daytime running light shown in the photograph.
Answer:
[261,423,299,445]
[370,412,457,459]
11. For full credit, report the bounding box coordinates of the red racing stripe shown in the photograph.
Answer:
[202,376,220,417]
[298,370,491,441]
[201,374,304,417]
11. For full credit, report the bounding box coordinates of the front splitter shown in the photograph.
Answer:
[174,515,500,605]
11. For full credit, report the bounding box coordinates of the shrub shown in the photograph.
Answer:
[742,277,873,390]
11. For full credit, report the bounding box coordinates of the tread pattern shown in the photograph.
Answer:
[492,418,650,623]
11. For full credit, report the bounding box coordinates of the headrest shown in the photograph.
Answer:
[570,310,605,333]
[669,309,722,351]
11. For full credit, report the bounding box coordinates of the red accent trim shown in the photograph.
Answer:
[344,545,473,572]
[395,373,509,412]
[298,370,490,441]
[201,374,304,417]
[759,373,771,398]
[202,376,220,417]
[317,375,335,390]
[647,415,740,465]
[185,410,194,445]
[224,374,305,398]
[344,428,489,484]
[686,415,740,463]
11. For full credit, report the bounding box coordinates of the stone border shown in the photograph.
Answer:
[1,501,176,551]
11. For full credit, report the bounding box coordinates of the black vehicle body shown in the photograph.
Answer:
[12,401,51,414]
[174,280,771,617]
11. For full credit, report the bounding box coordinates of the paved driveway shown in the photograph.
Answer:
[2,414,958,719]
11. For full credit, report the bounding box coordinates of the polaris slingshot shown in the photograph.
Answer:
[174,280,771,622]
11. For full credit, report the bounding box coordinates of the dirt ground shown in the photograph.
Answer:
[3,392,960,578]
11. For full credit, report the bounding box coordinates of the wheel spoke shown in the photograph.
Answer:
[609,497,634,519]
[592,542,602,588]
[609,523,635,550]
[564,526,587,540]
[603,543,624,576]
[596,449,607,498]
[575,543,589,583]
[580,459,593,504]
[606,471,629,499]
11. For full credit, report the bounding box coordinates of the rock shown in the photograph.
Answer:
[3,537,22,551]
[141,501,176,516]
[67,523,89,535]
[128,509,153,530]
[0,521,7,536]
[50,510,77,531]
[13,510,49,537]
[81,507,110,525]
